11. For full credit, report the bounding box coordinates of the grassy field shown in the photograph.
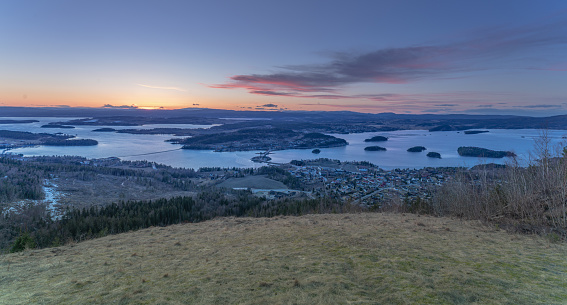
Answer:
[217,175,288,189]
[1,213,566,304]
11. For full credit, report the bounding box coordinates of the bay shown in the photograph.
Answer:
[2,117,567,169]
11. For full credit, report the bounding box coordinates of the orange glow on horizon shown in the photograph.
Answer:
[0,89,405,113]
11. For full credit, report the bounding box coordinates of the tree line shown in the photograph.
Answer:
[6,190,356,252]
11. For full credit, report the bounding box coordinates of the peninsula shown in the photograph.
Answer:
[0,130,98,147]
[0,119,39,124]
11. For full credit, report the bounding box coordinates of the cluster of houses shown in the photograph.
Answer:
[287,163,459,206]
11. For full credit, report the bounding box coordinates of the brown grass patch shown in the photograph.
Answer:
[1,213,566,304]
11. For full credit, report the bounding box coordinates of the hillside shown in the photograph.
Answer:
[2,213,566,304]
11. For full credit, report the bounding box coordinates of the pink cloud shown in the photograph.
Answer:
[210,17,567,102]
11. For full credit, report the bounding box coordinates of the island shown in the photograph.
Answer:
[92,128,117,132]
[464,130,489,135]
[41,124,75,129]
[407,146,426,152]
[364,135,388,142]
[364,146,387,151]
[457,146,516,158]
[251,155,272,163]
[172,128,348,152]
[312,149,321,154]
[426,152,441,159]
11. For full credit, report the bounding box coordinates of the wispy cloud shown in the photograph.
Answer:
[210,17,567,100]
[298,103,388,110]
[102,104,138,109]
[137,83,186,92]
[518,104,563,109]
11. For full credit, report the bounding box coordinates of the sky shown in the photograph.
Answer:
[1,0,567,116]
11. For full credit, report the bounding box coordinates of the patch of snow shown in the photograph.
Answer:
[42,180,65,220]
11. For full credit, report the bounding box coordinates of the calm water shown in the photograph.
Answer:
[2,117,567,169]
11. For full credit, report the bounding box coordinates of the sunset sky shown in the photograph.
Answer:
[1,0,567,116]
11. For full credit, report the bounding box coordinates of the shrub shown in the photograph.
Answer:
[10,232,36,253]
[431,131,567,239]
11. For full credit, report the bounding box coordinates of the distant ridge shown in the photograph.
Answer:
[1,106,566,129]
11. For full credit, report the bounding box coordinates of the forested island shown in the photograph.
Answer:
[250,155,272,163]
[407,146,427,152]
[457,146,516,158]
[364,146,387,151]
[427,152,441,158]
[464,130,489,135]
[364,135,388,142]
[172,128,348,151]
[40,124,75,129]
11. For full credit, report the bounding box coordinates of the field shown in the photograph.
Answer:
[1,213,566,304]
[217,175,288,189]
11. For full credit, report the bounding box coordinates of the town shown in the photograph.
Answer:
[280,159,460,206]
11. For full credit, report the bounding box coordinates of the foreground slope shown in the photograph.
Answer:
[1,213,566,304]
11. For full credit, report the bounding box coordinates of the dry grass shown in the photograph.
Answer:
[1,213,566,304]
[217,175,288,189]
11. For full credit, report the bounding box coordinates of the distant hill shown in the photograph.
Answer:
[2,106,567,130]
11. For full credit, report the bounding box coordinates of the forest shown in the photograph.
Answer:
[0,155,305,251]
[6,192,351,252]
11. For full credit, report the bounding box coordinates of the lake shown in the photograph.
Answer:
[2,117,567,169]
